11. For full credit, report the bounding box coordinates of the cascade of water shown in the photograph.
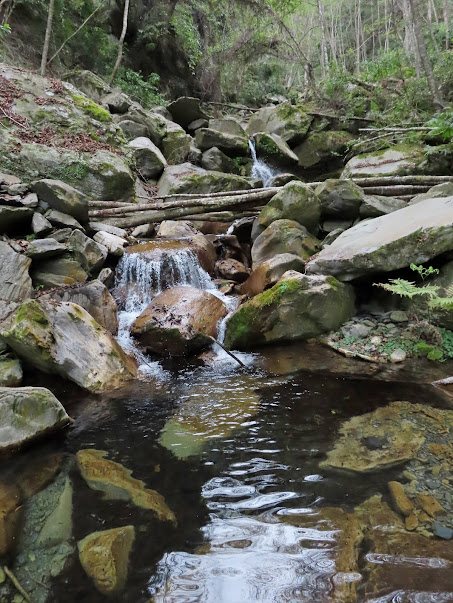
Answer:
[249,138,277,188]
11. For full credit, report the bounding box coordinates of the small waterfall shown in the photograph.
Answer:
[249,138,276,188]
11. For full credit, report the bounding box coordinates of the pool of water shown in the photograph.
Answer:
[2,346,453,603]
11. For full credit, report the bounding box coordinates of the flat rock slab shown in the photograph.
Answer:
[307,196,453,281]
[0,386,70,453]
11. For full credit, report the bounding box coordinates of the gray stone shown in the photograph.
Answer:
[63,70,111,102]
[32,180,88,223]
[20,193,39,208]
[102,90,132,114]
[195,128,248,155]
[46,209,84,230]
[158,163,254,196]
[342,145,430,179]
[306,197,453,281]
[410,182,453,205]
[0,241,33,302]
[24,238,67,259]
[88,222,128,238]
[322,228,344,247]
[209,116,247,137]
[161,122,192,165]
[247,102,312,145]
[315,179,365,219]
[390,311,409,323]
[168,97,208,129]
[254,132,299,164]
[83,150,135,201]
[93,231,127,256]
[32,213,53,237]
[294,130,353,169]
[252,219,320,268]
[31,255,88,289]
[188,118,209,132]
[360,195,406,218]
[97,267,114,288]
[432,522,453,539]
[0,386,70,452]
[131,224,155,238]
[390,348,407,363]
[118,119,148,140]
[239,253,306,297]
[67,229,108,273]
[128,137,167,179]
[187,145,202,165]
[341,323,372,339]
[50,228,73,242]
[201,147,240,174]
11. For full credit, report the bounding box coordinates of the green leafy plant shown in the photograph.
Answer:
[0,23,11,37]
[114,68,165,108]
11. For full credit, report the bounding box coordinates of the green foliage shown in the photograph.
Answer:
[171,3,202,73]
[426,109,453,143]
[0,23,11,37]
[361,50,415,82]
[113,68,165,108]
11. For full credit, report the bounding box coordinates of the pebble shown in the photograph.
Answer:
[370,336,382,345]
[432,522,453,539]
[390,348,407,363]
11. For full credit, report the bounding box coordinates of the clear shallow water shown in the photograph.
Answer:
[4,355,451,603]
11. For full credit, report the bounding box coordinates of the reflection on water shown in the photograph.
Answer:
[2,350,453,603]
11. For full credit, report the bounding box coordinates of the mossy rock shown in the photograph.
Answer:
[294,131,353,169]
[251,219,320,267]
[247,102,313,146]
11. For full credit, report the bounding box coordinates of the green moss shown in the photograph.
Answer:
[70,94,112,123]
[15,301,49,327]
[256,135,281,157]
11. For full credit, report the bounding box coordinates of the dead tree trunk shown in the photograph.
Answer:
[109,0,130,85]
[40,0,55,76]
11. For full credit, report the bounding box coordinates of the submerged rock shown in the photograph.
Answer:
[76,449,175,522]
[131,286,227,356]
[0,386,70,453]
[0,299,136,392]
[78,526,135,596]
[224,271,355,350]
[0,483,22,554]
[306,196,453,281]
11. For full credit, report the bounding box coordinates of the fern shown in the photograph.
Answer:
[376,279,440,299]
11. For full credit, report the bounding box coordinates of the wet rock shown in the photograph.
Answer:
[36,477,72,547]
[388,481,415,517]
[254,181,321,238]
[67,229,108,273]
[31,255,88,288]
[131,286,227,356]
[40,280,119,334]
[416,493,445,518]
[31,179,88,223]
[225,271,355,350]
[0,386,70,453]
[0,205,33,232]
[306,197,453,281]
[253,132,298,165]
[320,402,427,473]
[157,220,201,238]
[239,253,306,297]
[216,258,250,283]
[31,212,53,236]
[24,238,67,259]
[432,521,453,539]
[128,136,167,179]
[78,526,135,596]
[76,449,175,521]
[93,231,127,256]
[405,513,419,531]
[0,299,136,392]
[158,163,253,196]
[314,179,365,219]
[0,357,22,386]
[251,219,320,268]
[0,241,33,302]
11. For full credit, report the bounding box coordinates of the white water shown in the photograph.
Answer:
[249,139,277,188]
[112,247,241,375]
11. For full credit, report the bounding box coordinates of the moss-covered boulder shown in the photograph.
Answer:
[294,130,353,169]
[239,253,306,297]
[314,179,365,219]
[0,386,70,453]
[132,286,228,356]
[306,196,453,281]
[224,271,355,350]
[0,299,136,392]
[157,163,254,195]
[78,526,135,596]
[0,358,22,387]
[251,219,320,268]
[253,132,298,165]
[62,70,112,103]
[254,181,321,237]
[195,127,249,155]
[201,147,240,174]
[342,144,450,179]
[247,102,312,146]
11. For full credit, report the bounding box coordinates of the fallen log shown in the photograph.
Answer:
[136,186,282,201]
[361,185,431,196]
[358,126,435,133]
[351,175,453,186]
[88,189,277,219]
[180,209,263,222]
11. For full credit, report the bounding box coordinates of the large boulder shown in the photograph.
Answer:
[201,147,240,174]
[247,102,312,146]
[254,181,321,237]
[410,181,453,205]
[359,195,406,218]
[82,150,135,201]
[31,180,88,223]
[67,229,108,274]
[314,179,365,219]
[157,220,200,238]
[195,128,249,155]
[157,163,254,196]
[224,271,355,350]
[40,280,119,334]
[253,132,298,165]
[31,255,88,289]
[0,299,136,392]
[342,144,447,179]
[240,253,306,297]
[78,526,135,596]
[294,131,353,169]
[160,121,192,165]
[168,97,208,129]
[62,70,112,103]
[131,286,228,356]
[0,241,33,302]
[306,196,453,281]
[127,137,167,179]
[0,387,70,453]
[252,219,320,268]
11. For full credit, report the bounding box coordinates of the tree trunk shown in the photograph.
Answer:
[407,0,444,107]
[317,0,329,78]
[109,0,130,85]
[443,0,451,49]
[40,0,55,76]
